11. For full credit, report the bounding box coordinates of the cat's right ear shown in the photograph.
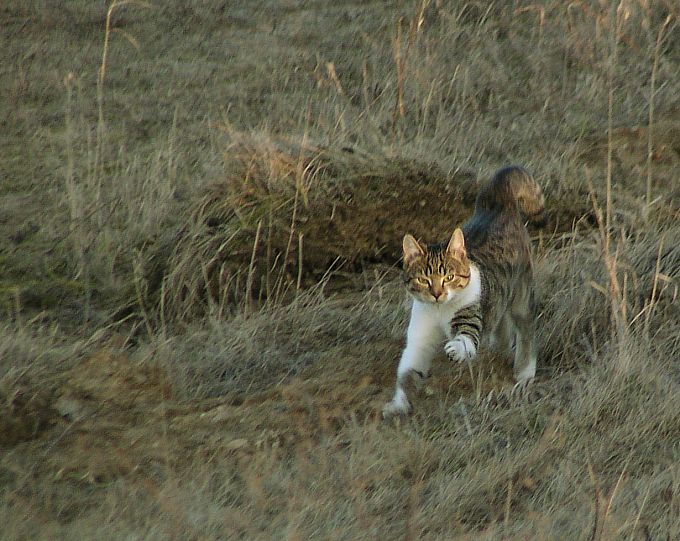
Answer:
[403,234,425,265]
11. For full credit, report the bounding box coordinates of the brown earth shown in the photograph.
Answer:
[2,1,680,539]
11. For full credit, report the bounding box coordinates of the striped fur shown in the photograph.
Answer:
[448,304,483,350]
[383,166,544,418]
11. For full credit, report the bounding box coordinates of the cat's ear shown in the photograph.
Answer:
[447,228,466,259]
[403,234,425,264]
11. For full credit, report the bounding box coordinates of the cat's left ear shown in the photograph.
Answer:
[447,228,466,259]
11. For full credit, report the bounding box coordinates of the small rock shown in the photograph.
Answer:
[226,438,249,451]
[201,405,235,423]
[55,395,92,422]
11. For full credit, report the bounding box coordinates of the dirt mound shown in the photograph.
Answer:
[162,135,477,320]
[54,347,172,423]
[39,347,172,483]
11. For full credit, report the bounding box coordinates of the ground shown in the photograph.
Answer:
[1,1,680,540]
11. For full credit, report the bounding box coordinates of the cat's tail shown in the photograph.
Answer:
[474,166,546,226]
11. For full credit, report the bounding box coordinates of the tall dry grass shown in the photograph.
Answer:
[1,1,679,539]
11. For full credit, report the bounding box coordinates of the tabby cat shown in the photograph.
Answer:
[383,166,545,417]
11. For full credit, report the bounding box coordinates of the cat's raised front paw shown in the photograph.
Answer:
[445,335,477,363]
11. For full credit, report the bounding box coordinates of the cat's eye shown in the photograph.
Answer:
[443,274,456,282]
[415,277,430,285]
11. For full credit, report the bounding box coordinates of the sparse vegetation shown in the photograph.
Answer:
[1,1,679,539]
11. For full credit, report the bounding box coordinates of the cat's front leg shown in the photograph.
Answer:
[382,369,427,417]
[383,301,441,418]
[445,304,482,364]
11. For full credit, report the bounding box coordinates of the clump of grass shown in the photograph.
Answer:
[161,132,476,321]
[537,222,680,370]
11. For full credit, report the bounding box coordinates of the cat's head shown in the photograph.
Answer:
[402,228,471,303]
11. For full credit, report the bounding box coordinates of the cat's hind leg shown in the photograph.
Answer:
[489,312,515,354]
[509,286,538,387]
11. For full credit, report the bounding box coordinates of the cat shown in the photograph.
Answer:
[383,165,545,418]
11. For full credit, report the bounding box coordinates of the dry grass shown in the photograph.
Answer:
[1,0,680,539]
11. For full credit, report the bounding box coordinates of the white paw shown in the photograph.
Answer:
[515,357,537,382]
[445,335,477,363]
[382,388,411,418]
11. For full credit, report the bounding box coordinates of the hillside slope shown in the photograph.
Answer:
[1,1,679,539]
